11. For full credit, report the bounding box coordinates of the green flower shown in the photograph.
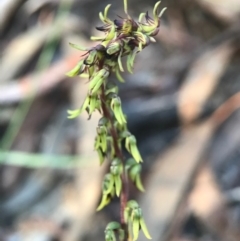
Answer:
[95,125,108,153]
[94,117,109,164]
[110,95,126,125]
[114,18,137,35]
[105,222,125,241]
[124,200,152,241]
[89,68,109,94]
[110,158,123,197]
[125,133,143,163]
[97,173,115,211]
[138,1,167,36]
[66,59,85,77]
[126,158,145,192]
[91,4,116,43]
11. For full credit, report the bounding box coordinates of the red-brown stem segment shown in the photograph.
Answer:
[100,85,129,238]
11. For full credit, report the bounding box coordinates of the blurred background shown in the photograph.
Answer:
[1,0,240,240]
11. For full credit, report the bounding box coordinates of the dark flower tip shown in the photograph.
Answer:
[114,19,124,29]
[96,26,106,31]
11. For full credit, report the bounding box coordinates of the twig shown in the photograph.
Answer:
[210,91,240,126]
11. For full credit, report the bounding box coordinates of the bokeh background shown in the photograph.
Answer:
[1,0,240,240]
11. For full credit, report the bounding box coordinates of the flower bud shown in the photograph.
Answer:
[89,68,109,94]
[107,42,121,55]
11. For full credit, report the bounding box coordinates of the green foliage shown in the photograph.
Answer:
[66,0,166,240]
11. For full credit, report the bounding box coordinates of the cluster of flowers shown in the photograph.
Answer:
[67,0,165,163]
[66,1,166,241]
[67,0,166,163]
[67,0,166,91]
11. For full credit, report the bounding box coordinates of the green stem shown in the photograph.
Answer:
[100,85,129,237]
